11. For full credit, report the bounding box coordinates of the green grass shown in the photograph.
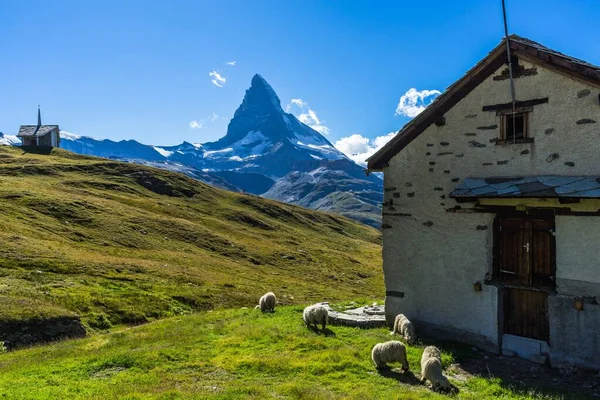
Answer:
[0,305,583,399]
[0,146,382,328]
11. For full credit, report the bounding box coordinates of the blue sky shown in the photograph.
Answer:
[1,0,599,161]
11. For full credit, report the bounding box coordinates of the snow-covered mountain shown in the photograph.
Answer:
[0,132,19,146]
[59,74,383,227]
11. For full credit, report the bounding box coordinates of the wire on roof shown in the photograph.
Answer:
[501,0,517,143]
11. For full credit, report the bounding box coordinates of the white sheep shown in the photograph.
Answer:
[421,346,441,362]
[390,314,417,344]
[371,340,409,371]
[258,292,276,312]
[303,304,328,331]
[420,346,451,392]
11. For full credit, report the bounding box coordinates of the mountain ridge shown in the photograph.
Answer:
[43,74,383,227]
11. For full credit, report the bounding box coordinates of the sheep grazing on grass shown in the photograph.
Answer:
[371,341,409,371]
[303,304,328,331]
[390,314,417,344]
[420,346,451,392]
[258,292,276,312]
[421,346,441,362]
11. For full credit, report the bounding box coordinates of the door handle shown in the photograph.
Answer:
[523,243,530,253]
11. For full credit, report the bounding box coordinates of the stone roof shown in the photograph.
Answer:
[450,176,600,198]
[509,35,600,71]
[17,125,59,137]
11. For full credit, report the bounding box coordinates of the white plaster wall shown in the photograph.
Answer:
[556,216,600,295]
[383,57,600,346]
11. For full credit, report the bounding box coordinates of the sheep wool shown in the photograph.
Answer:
[420,346,451,392]
[371,340,409,370]
[259,292,276,312]
[420,346,441,364]
[390,314,417,344]
[302,304,328,331]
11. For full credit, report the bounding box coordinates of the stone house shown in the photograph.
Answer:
[17,108,61,148]
[367,35,600,369]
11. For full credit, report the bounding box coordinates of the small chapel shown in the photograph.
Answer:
[17,107,61,148]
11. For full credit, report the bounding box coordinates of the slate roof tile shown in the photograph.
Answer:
[451,176,600,198]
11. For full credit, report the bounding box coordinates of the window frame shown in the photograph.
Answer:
[497,106,533,144]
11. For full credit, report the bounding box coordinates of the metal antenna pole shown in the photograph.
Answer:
[502,0,517,143]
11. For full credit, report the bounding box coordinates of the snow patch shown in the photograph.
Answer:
[153,147,174,157]
[59,131,82,140]
[228,130,272,157]
[203,148,234,158]
[0,134,19,146]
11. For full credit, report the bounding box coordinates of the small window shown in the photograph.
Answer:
[505,113,526,140]
[498,107,532,143]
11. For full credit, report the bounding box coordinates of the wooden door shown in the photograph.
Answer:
[503,288,549,341]
[496,217,554,341]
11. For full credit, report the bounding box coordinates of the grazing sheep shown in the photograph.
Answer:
[258,292,276,312]
[420,346,441,363]
[303,304,328,331]
[371,341,409,371]
[420,346,451,392]
[390,314,417,344]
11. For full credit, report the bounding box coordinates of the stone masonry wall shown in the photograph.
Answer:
[382,56,600,365]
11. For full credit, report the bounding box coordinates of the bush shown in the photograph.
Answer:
[88,313,112,330]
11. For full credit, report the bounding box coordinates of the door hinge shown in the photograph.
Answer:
[523,243,530,253]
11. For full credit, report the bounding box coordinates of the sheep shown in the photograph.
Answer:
[420,345,441,362]
[303,304,328,331]
[258,292,276,312]
[420,346,451,392]
[371,340,409,371]
[390,314,417,344]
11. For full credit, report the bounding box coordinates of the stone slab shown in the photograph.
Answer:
[319,303,387,328]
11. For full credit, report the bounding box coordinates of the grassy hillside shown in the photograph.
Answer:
[0,305,586,400]
[0,146,382,329]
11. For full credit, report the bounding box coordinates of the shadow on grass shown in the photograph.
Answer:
[20,146,53,155]
[306,326,336,337]
[421,339,598,400]
[377,368,422,386]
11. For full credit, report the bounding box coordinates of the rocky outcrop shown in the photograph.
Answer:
[0,316,86,350]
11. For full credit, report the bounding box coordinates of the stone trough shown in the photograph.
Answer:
[317,302,387,328]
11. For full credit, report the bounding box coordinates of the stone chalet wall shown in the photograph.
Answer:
[382,56,600,366]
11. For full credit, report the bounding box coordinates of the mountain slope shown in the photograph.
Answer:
[59,74,383,227]
[0,146,382,336]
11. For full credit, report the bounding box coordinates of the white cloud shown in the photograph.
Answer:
[334,132,396,166]
[287,98,307,111]
[395,88,441,118]
[189,112,221,129]
[209,70,226,87]
[286,98,330,135]
[189,120,203,129]
[225,61,236,66]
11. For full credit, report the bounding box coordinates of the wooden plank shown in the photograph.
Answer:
[504,288,549,341]
[531,219,555,288]
[483,98,548,112]
[447,205,600,216]
[497,218,531,285]
[495,217,556,290]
